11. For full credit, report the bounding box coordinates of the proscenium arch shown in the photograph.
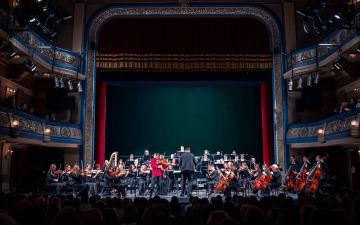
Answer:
[83,4,286,166]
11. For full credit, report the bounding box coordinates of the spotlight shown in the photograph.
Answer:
[24,58,37,72]
[5,46,19,59]
[67,79,73,91]
[36,0,43,2]
[356,47,360,54]
[54,77,60,88]
[288,78,293,91]
[334,57,347,70]
[334,12,342,20]
[297,77,303,89]
[306,74,312,87]
[77,81,83,92]
[42,5,49,12]
[29,17,36,23]
[59,77,65,89]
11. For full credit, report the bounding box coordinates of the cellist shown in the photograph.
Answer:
[296,155,312,192]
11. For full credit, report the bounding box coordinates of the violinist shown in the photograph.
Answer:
[46,164,65,194]
[113,163,127,197]
[70,165,89,197]
[206,164,220,195]
[159,154,169,195]
[83,163,98,196]
[60,164,72,184]
[150,153,162,197]
[138,164,150,195]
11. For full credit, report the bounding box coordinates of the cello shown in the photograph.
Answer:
[285,164,296,192]
[307,162,321,193]
[296,162,308,192]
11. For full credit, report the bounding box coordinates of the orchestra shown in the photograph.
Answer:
[45,148,330,198]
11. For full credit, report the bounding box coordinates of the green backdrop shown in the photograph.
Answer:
[105,84,262,160]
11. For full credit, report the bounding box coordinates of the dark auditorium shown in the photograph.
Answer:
[1,0,360,225]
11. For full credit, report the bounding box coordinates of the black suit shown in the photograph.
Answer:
[179,151,196,196]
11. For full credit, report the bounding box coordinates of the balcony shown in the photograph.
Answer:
[286,109,360,148]
[9,30,85,79]
[283,28,360,78]
[0,105,82,147]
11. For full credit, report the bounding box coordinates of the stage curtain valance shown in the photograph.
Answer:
[96,53,272,71]
[97,17,272,72]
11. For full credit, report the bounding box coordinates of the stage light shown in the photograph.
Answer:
[306,74,312,87]
[334,57,347,70]
[67,79,73,91]
[318,128,325,143]
[334,12,342,20]
[36,0,43,2]
[24,58,37,72]
[77,81,83,92]
[43,72,50,77]
[29,17,36,23]
[351,120,359,127]
[297,77,303,89]
[356,47,360,54]
[288,78,293,91]
[11,120,19,127]
[318,128,324,134]
[351,119,360,137]
[59,77,65,89]
[54,77,60,88]
[44,128,51,134]
[42,5,49,12]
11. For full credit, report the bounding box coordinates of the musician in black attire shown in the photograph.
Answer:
[179,147,196,196]
[125,164,137,195]
[238,162,251,191]
[138,164,150,195]
[269,164,282,194]
[69,165,89,197]
[289,155,300,172]
[142,149,151,165]
[206,164,220,195]
[46,164,66,194]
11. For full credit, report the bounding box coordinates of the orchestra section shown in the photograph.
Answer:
[44,147,330,198]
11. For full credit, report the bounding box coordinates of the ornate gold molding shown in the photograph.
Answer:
[84,6,284,166]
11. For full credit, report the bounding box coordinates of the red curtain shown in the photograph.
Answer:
[96,82,107,166]
[261,82,273,165]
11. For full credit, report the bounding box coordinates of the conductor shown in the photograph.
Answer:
[179,146,196,197]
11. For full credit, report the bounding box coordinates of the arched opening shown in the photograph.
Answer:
[94,16,275,165]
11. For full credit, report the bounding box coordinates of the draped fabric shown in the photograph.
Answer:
[97,17,272,72]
